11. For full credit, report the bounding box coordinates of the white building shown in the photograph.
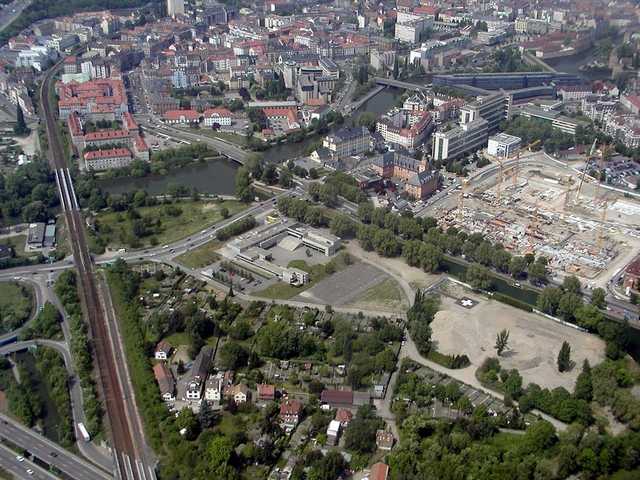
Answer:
[487,133,521,158]
[432,117,488,161]
[203,108,232,127]
[204,375,223,402]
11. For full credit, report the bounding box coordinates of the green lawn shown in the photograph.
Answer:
[94,200,246,249]
[164,331,190,347]
[0,281,33,334]
[3,235,27,257]
[196,129,249,147]
[175,240,222,269]
[254,253,352,300]
[346,278,409,311]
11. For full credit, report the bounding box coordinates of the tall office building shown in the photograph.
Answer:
[167,0,185,17]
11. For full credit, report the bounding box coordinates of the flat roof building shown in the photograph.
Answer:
[487,133,521,158]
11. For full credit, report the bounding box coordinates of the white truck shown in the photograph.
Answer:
[77,422,90,442]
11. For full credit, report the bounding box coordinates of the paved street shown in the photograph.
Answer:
[0,414,112,480]
[0,443,60,480]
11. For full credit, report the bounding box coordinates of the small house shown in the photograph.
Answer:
[154,340,173,360]
[225,383,250,404]
[153,363,175,402]
[257,384,276,402]
[369,463,390,480]
[279,399,303,432]
[320,389,353,409]
[335,408,353,427]
[326,420,341,446]
[376,430,394,451]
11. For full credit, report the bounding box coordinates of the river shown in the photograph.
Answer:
[101,87,404,196]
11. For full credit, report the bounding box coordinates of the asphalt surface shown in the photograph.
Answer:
[0,414,111,480]
[0,0,31,33]
[0,443,59,480]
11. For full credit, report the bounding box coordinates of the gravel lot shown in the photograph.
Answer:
[431,290,606,391]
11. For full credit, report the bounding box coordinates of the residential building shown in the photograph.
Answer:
[257,384,276,402]
[185,346,212,401]
[604,115,640,149]
[84,148,133,171]
[335,408,352,427]
[323,127,371,159]
[279,399,303,432]
[432,117,489,161]
[225,383,250,404]
[203,108,232,127]
[369,462,390,480]
[581,95,617,122]
[204,375,223,402]
[153,363,176,402]
[326,420,341,446]
[621,94,640,115]
[155,340,173,360]
[558,85,592,101]
[487,133,521,158]
[376,109,434,150]
[376,430,394,450]
[57,78,128,120]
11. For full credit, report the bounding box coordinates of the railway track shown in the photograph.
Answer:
[40,63,154,480]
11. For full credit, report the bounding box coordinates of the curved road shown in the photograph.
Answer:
[0,277,44,345]
[0,339,114,472]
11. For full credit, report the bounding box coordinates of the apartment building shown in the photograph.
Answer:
[460,92,510,134]
[487,133,522,158]
[84,148,133,171]
[57,78,128,120]
[376,109,434,150]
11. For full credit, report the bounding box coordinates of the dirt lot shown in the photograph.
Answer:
[430,287,605,391]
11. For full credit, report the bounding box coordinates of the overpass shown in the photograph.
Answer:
[374,77,492,96]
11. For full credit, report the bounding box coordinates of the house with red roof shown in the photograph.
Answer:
[279,399,303,432]
[203,107,232,127]
[84,148,132,171]
[257,384,276,402]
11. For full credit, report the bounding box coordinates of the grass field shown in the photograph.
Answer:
[197,129,248,147]
[3,235,27,257]
[0,281,33,334]
[345,278,409,311]
[95,200,246,249]
[175,240,222,269]
[254,254,351,300]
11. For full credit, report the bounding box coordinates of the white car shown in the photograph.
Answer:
[26,469,34,475]
[16,456,24,462]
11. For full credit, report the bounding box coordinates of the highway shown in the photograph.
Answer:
[0,443,59,480]
[0,0,31,33]
[0,414,110,480]
[40,61,153,480]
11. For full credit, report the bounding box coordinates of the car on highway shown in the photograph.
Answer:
[26,469,34,475]
[16,456,24,462]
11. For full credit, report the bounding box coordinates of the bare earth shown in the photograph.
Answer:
[431,292,606,391]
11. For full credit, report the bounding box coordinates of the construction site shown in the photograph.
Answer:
[425,148,640,287]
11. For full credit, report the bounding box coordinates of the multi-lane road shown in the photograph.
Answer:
[0,443,59,480]
[0,413,111,480]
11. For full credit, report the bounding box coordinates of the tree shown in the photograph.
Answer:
[198,400,219,428]
[557,341,572,372]
[235,167,255,202]
[466,263,493,290]
[176,408,199,440]
[261,164,279,185]
[357,112,377,133]
[393,56,399,79]
[343,406,382,454]
[574,360,593,401]
[590,287,606,309]
[494,329,509,356]
[14,105,29,136]
[219,341,248,370]
[509,256,528,278]
[220,207,230,219]
[537,286,562,315]
[528,259,547,284]
[563,275,582,295]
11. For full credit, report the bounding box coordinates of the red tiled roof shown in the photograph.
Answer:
[84,148,131,160]
[626,258,640,277]
[370,463,389,480]
[279,399,302,415]
[257,384,275,398]
[163,109,200,121]
[84,129,130,141]
[203,107,232,118]
[133,135,148,152]
[321,389,353,405]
